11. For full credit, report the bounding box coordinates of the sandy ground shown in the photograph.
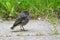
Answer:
[0,19,60,40]
[0,35,60,40]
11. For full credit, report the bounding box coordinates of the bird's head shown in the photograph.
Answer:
[21,10,29,15]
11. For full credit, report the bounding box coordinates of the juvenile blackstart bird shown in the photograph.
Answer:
[11,10,29,30]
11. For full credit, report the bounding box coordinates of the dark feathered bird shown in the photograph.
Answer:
[11,10,29,30]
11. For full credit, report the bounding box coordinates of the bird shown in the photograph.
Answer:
[11,10,29,30]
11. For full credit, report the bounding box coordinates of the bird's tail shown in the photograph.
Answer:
[11,26,14,30]
[11,24,17,30]
[11,26,15,30]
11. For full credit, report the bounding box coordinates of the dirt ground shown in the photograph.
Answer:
[0,19,60,40]
[0,35,60,40]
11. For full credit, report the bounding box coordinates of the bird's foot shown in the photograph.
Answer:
[20,29,28,31]
[20,27,25,31]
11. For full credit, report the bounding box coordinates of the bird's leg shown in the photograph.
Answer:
[22,26,25,30]
[20,25,25,31]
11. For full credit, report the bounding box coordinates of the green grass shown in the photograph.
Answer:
[0,0,60,20]
[36,32,45,36]
[49,26,59,35]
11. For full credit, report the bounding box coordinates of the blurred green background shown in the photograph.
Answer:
[0,0,60,22]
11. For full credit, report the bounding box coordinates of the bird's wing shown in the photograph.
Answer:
[13,16,27,27]
[12,12,28,27]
